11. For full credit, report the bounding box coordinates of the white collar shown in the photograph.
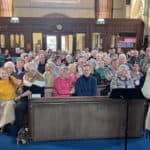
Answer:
[23,78,45,87]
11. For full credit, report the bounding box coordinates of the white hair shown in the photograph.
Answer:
[4,61,16,72]
[118,64,129,74]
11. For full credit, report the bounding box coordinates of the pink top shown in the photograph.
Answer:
[69,74,78,87]
[52,76,73,97]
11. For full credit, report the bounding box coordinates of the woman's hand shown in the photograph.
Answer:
[14,95,22,102]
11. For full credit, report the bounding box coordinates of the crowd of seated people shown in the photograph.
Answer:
[0,47,150,96]
[0,46,150,141]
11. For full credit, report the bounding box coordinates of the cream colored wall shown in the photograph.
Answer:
[130,0,144,19]
[13,0,150,45]
[143,0,150,42]
[129,0,150,45]
[14,0,127,18]
[14,0,95,18]
[113,0,126,18]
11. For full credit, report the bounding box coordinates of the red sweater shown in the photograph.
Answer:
[52,76,73,97]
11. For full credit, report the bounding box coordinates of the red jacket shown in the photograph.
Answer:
[52,76,73,96]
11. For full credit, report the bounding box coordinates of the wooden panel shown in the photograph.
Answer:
[29,97,146,141]
[0,18,144,51]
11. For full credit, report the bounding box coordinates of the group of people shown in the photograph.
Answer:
[0,46,150,141]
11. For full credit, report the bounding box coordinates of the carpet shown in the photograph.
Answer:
[0,132,150,150]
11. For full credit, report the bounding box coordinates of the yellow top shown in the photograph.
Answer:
[0,76,20,101]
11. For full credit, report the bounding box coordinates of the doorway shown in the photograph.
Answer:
[46,35,57,51]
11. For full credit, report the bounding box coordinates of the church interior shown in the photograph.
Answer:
[0,0,150,150]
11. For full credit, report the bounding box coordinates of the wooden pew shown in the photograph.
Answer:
[44,84,108,97]
[28,96,146,142]
[44,87,53,97]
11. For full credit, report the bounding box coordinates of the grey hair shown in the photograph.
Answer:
[60,66,69,75]
[117,64,129,74]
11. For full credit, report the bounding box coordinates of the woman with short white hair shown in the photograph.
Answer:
[110,64,135,90]
[4,61,16,76]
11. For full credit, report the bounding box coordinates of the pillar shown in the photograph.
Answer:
[95,0,113,19]
[0,0,13,17]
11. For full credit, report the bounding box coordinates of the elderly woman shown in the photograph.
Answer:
[68,63,79,86]
[4,61,16,76]
[43,61,56,97]
[43,61,56,87]
[52,66,74,97]
[110,64,135,90]
[14,62,45,131]
[0,67,21,133]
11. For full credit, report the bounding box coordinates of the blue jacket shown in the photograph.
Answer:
[75,75,97,96]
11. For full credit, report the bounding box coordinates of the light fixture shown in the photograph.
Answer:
[10,17,20,23]
[96,18,105,25]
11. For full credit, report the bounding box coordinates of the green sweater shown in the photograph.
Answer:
[0,54,5,66]
[96,68,105,79]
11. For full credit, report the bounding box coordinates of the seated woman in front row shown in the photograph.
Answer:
[110,64,135,90]
[52,66,74,97]
[14,62,45,131]
[0,67,22,132]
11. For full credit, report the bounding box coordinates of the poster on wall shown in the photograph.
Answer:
[117,37,136,48]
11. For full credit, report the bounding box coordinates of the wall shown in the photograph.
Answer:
[14,0,95,18]
[113,0,126,18]
[14,0,130,19]
[143,0,150,45]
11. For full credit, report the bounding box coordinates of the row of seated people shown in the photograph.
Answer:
[0,47,150,141]
[1,48,149,87]
[0,63,97,137]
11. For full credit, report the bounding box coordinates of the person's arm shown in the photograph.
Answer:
[15,90,31,100]
[91,77,97,96]
[15,86,31,101]
[9,76,22,89]
[104,68,113,81]
[75,78,83,96]
[110,77,118,90]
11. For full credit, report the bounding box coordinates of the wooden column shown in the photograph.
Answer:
[57,34,61,50]
[72,33,77,55]
[95,0,113,19]
[0,0,13,17]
